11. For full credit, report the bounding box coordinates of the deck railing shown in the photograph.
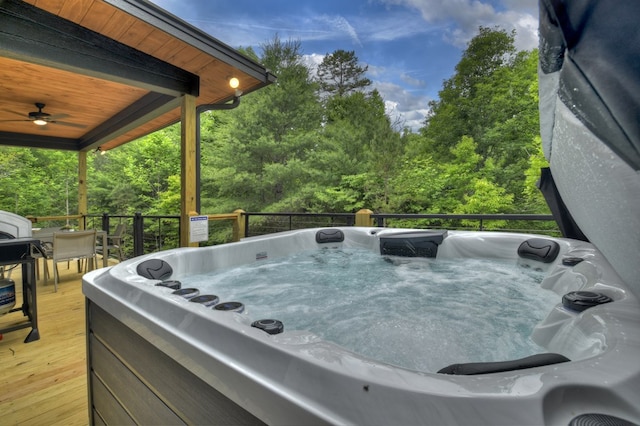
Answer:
[27,210,558,260]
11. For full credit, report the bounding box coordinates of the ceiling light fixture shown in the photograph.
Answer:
[33,119,48,126]
[228,77,240,89]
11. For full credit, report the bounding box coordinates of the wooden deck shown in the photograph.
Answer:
[0,259,107,425]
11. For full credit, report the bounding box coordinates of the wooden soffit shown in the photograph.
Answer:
[0,0,275,152]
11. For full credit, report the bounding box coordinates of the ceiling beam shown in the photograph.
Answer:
[78,93,181,152]
[0,0,200,97]
[0,131,78,151]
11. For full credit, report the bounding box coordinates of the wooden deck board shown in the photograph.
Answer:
[0,259,104,426]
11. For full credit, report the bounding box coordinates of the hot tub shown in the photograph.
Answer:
[82,227,640,425]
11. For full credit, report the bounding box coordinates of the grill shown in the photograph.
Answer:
[0,210,39,342]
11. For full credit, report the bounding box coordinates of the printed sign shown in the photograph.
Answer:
[189,215,209,243]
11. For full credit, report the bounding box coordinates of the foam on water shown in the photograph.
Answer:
[182,248,557,373]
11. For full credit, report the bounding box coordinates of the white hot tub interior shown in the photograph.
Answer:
[168,237,572,373]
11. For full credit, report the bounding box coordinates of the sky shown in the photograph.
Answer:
[151,0,539,132]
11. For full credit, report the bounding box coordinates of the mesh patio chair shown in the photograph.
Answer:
[52,229,97,292]
[96,223,125,262]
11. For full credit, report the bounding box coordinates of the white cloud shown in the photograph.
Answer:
[355,11,446,42]
[374,80,431,131]
[400,72,426,88]
[379,0,538,50]
[500,0,537,14]
[179,13,368,53]
[302,53,325,68]
[315,15,362,46]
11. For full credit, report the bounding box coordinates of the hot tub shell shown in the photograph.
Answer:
[83,227,640,425]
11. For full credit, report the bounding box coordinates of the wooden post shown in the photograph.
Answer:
[355,209,373,227]
[180,94,198,247]
[232,209,245,242]
[78,151,87,230]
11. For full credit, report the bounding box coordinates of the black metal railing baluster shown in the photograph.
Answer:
[133,212,144,257]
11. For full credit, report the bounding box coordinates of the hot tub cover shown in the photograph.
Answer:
[538,0,640,295]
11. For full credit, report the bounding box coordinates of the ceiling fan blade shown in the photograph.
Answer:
[51,120,87,129]
[48,113,70,121]
[0,119,30,123]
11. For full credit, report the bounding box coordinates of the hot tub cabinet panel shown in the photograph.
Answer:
[83,228,640,425]
[87,301,265,425]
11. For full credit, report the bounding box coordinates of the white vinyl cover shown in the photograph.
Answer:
[538,0,640,296]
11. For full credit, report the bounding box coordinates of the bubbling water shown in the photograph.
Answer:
[182,248,557,373]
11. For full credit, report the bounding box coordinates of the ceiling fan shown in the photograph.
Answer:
[0,103,86,128]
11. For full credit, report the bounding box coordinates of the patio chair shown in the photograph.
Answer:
[52,229,97,292]
[96,223,125,263]
[31,240,53,283]
[30,226,62,284]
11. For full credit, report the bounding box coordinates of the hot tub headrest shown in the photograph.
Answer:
[517,238,560,263]
[316,229,345,244]
[380,230,447,258]
[438,353,570,375]
[136,259,173,280]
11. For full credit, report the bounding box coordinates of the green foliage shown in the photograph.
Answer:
[89,127,180,215]
[522,137,551,214]
[387,157,444,213]
[323,177,365,211]
[417,27,540,213]
[457,179,514,228]
[0,147,41,214]
[0,147,78,216]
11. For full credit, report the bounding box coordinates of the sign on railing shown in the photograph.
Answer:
[189,215,209,243]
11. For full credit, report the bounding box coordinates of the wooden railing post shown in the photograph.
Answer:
[355,209,373,227]
[180,93,198,248]
[232,209,245,242]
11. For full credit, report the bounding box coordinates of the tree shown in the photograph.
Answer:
[312,89,404,212]
[200,35,323,212]
[473,50,539,199]
[316,49,372,97]
[420,26,518,161]
[416,26,540,211]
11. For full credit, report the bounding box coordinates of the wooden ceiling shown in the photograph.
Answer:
[0,0,275,152]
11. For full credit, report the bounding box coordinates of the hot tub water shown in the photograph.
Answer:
[181,248,555,373]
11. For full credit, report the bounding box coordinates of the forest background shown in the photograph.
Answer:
[0,27,550,234]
